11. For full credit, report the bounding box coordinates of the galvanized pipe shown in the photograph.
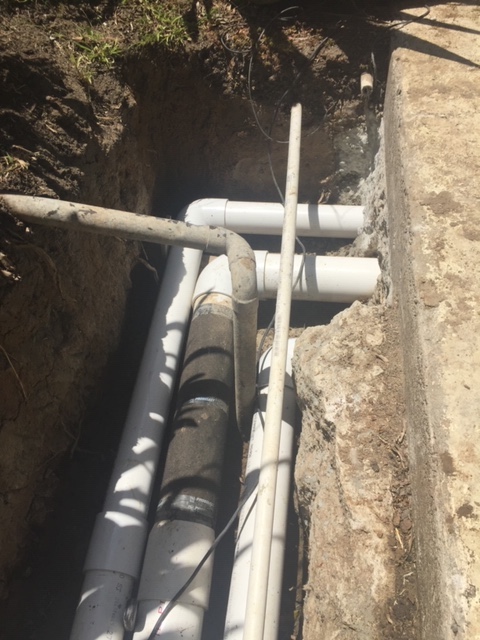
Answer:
[0,194,258,434]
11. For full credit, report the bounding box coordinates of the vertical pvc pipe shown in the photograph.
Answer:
[70,246,203,640]
[133,292,235,640]
[224,339,297,640]
[243,103,302,640]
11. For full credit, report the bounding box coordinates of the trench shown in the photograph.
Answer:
[0,12,416,639]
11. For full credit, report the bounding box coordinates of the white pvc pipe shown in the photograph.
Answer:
[132,519,215,640]
[258,252,379,301]
[243,103,302,640]
[65,193,364,639]
[224,340,296,640]
[70,245,203,640]
[193,252,380,304]
[205,200,364,238]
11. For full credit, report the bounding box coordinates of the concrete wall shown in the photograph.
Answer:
[385,4,480,637]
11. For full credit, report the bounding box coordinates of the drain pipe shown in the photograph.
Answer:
[224,339,296,640]
[131,290,235,640]
[195,252,380,303]
[0,194,257,640]
[243,103,302,640]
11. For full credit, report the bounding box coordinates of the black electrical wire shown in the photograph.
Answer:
[248,25,329,146]
[247,6,301,144]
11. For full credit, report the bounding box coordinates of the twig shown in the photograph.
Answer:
[62,420,82,458]
[13,242,76,306]
[394,526,404,550]
[377,433,406,469]
[137,256,159,283]
[0,344,27,400]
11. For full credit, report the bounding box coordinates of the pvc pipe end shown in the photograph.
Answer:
[360,72,374,96]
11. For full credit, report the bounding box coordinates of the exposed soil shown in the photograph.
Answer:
[0,0,413,637]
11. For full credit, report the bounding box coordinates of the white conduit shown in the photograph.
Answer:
[194,252,380,304]
[243,103,303,640]
[224,339,297,640]
[202,199,363,238]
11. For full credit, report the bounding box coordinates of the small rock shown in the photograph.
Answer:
[400,517,412,533]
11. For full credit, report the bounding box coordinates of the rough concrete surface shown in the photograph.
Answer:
[385,4,480,638]
[352,122,392,304]
[294,302,409,639]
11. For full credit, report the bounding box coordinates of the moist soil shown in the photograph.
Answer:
[0,1,414,638]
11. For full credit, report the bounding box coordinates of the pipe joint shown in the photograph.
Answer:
[85,511,149,578]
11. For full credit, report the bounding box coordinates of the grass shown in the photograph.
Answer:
[0,155,29,175]
[124,0,191,49]
[71,29,122,84]
[4,0,221,84]
[68,2,193,82]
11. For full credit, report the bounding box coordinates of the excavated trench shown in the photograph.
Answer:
[0,15,416,640]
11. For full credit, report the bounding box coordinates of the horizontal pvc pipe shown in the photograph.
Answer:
[224,339,296,640]
[243,103,302,640]
[198,199,364,238]
[194,252,380,303]
[258,252,379,301]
